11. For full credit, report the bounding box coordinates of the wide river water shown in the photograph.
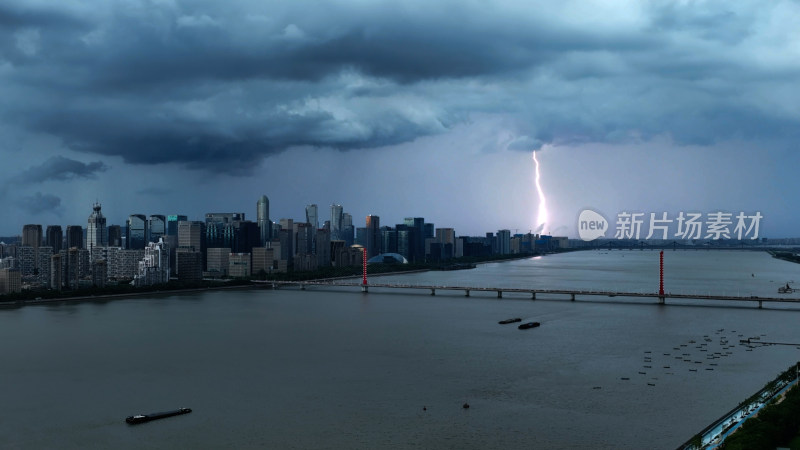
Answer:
[2,250,800,449]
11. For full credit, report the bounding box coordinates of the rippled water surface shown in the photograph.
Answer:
[1,250,799,449]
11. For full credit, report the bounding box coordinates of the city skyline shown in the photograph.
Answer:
[2,1,799,237]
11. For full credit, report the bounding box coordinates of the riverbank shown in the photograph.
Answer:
[0,282,258,308]
[769,250,800,265]
[680,361,800,449]
[0,252,548,308]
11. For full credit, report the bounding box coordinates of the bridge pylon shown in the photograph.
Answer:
[658,251,665,304]
[361,248,368,293]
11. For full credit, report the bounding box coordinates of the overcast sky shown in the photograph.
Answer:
[2,0,799,238]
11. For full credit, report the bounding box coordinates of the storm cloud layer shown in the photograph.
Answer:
[2,0,798,174]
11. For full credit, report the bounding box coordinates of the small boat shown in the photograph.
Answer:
[126,408,192,425]
[620,377,630,380]
[518,322,541,330]
[498,318,522,325]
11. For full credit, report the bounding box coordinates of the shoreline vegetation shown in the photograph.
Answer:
[0,251,558,307]
[769,250,800,265]
[717,363,800,450]
[683,362,800,450]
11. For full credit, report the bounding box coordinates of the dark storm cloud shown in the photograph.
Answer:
[1,0,798,173]
[17,156,109,183]
[16,192,62,215]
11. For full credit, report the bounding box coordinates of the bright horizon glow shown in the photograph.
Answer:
[533,150,548,233]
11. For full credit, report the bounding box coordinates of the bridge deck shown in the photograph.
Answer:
[261,280,800,305]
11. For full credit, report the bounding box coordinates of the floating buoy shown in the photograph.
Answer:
[423,406,427,411]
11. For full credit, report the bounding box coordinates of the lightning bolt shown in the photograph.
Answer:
[533,150,547,233]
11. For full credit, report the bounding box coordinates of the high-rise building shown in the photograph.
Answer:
[206,247,230,276]
[433,228,456,260]
[305,204,318,229]
[133,239,170,287]
[87,203,108,251]
[403,218,425,262]
[50,253,62,290]
[108,225,122,247]
[178,221,205,252]
[45,225,63,253]
[22,224,42,248]
[176,249,202,281]
[251,247,275,275]
[315,228,331,268]
[278,218,294,255]
[0,268,22,293]
[126,214,148,249]
[66,225,83,250]
[228,253,251,278]
[178,221,206,269]
[257,195,270,246]
[342,213,354,247]
[497,229,511,255]
[296,223,314,255]
[205,212,245,224]
[366,215,380,258]
[355,227,367,248]
[380,227,397,254]
[330,204,343,240]
[167,215,188,236]
[148,215,166,243]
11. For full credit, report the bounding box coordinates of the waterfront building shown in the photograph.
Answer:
[105,248,144,281]
[87,203,108,251]
[435,228,456,259]
[36,246,53,284]
[293,253,317,272]
[228,253,251,278]
[257,196,270,246]
[206,248,230,276]
[46,225,63,253]
[251,247,275,276]
[50,254,62,290]
[497,230,511,255]
[133,239,170,287]
[65,248,80,289]
[0,268,22,293]
[330,240,346,266]
[22,224,42,248]
[17,246,35,277]
[92,260,107,287]
[267,240,286,273]
[176,249,202,281]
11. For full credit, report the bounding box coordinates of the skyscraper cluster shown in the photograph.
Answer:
[0,195,562,295]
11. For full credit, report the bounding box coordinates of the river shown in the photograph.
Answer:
[1,250,799,449]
